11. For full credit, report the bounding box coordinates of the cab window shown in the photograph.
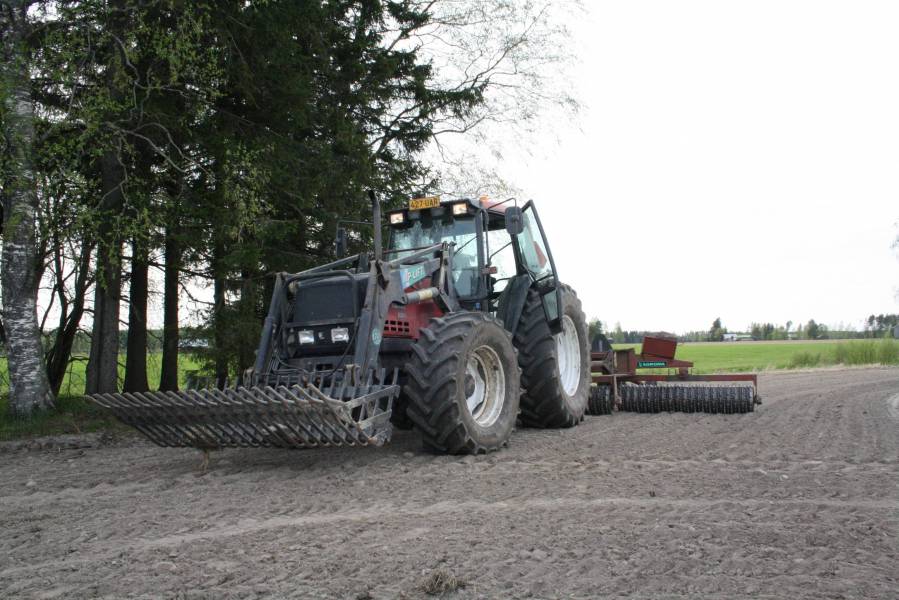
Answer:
[486,228,517,293]
[388,216,480,297]
[516,208,552,281]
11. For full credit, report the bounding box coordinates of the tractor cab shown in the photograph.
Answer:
[386,196,563,331]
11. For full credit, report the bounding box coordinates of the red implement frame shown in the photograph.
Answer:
[591,335,759,404]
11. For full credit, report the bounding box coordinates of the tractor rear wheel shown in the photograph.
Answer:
[514,284,590,428]
[404,312,521,454]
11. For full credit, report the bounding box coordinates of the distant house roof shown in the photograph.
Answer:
[723,333,753,341]
[178,339,210,350]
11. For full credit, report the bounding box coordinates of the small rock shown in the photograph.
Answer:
[531,549,549,561]
[402,452,414,458]
[25,479,36,487]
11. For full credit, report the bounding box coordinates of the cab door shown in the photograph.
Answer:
[514,201,563,333]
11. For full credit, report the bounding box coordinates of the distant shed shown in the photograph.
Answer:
[894,325,899,339]
[723,333,753,342]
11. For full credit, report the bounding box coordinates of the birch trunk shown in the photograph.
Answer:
[0,5,55,415]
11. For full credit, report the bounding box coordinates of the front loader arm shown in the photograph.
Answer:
[353,242,455,377]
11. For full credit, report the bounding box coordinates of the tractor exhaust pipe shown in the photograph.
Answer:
[369,189,382,259]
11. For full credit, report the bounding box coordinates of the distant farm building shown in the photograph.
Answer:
[178,338,210,352]
[722,333,754,342]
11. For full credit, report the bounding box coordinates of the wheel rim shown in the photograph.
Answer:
[465,344,506,427]
[555,314,582,396]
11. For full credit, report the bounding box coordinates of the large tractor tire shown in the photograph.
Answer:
[404,312,521,454]
[514,284,590,428]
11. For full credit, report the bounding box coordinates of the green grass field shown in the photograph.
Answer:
[613,339,899,373]
[0,353,205,397]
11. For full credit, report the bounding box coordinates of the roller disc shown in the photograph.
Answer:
[586,385,613,415]
[617,384,755,414]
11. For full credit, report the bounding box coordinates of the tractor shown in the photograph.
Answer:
[91,193,592,454]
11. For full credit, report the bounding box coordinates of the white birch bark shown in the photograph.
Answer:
[1,3,55,415]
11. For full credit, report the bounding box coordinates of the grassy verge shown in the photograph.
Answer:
[0,395,126,441]
[0,353,204,441]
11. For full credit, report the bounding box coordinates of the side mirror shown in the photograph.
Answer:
[335,226,348,258]
[505,206,524,235]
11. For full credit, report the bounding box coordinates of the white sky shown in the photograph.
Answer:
[501,0,899,333]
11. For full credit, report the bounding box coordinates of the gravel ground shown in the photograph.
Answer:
[1,367,897,599]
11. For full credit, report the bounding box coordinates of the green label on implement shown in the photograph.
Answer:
[638,361,667,368]
[400,264,426,288]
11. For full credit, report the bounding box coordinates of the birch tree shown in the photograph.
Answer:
[0,0,54,415]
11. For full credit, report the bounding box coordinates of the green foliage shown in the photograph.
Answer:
[864,313,899,337]
[788,351,822,369]
[0,394,122,441]
[708,317,725,342]
[588,319,604,342]
[749,322,789,340]
[806,319,821,339]
[834,339,899,366]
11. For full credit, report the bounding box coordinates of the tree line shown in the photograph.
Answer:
[588,315,896,345]
[1,0,575,416]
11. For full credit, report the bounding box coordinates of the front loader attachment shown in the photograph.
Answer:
[90,375,399,449]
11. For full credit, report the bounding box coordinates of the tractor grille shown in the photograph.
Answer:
[292,277,364,323]
[384,319,412,337]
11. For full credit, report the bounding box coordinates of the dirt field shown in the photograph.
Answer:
[2,368,897,599]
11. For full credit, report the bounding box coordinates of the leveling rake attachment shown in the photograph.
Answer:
[91,373,399,449]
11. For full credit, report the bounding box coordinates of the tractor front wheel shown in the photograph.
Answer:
[514,284,590,428]
[404,312,521,454]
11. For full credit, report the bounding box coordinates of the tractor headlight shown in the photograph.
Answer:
[330,327,350,343]
[298,330,315,345]
[452,202,468,216]
[389,212,405,225]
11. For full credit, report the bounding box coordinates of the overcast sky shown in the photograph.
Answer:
[498,0,898,333]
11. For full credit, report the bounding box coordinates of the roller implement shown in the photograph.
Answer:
[91,194,593,454]
[586,334,762,416]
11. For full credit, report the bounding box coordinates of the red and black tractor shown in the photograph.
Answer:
[91,193,593,454]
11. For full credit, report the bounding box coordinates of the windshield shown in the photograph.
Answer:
[389,217,480,297]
